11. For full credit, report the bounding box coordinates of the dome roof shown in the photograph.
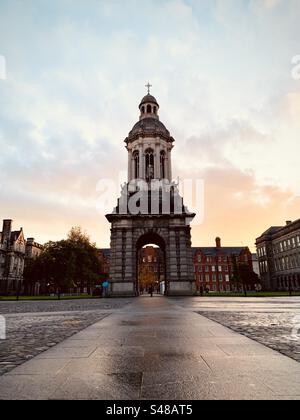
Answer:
[126,117,174,144]
[139,94,159,107]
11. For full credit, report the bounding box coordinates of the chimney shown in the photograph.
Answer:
[1,219,12,246]
[286,221,292,226]
[216,237,221,248]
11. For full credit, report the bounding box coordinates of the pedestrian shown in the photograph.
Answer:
[149,284,153,297]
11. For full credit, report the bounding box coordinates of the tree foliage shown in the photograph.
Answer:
[231,257,259,296]
[24,227,102,294]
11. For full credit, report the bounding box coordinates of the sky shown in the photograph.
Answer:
[0,0,299,251]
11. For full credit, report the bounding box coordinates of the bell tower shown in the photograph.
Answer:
[127,88,173,184]
[106,86,196,297]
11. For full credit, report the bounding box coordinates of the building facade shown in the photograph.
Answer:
[0,220,43,294]
[256,219,300,291]
[106,91,196,296]
[193,237,254,292]
[99,237,256,293]
[0,219,26,294]
[97,248,111,280]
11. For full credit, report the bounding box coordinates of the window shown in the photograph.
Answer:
[145,148,154,181]
[141,106,145,114]
[205,274,210,282]
[133,151,139,179]
[147,105,152,113]
[160,151,166,179]
[197,255,202,263]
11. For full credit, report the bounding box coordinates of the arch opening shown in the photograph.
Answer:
[145,148,154,182]
[133,150,139,179]
[136,232,166,296]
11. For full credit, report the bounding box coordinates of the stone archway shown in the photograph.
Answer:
[135,231,167,296]
[106,214,195,297]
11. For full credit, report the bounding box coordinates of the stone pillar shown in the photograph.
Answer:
[167,149,172,181]
[128,151,132,182]
[139,143,144,179]
[155,142,160,179]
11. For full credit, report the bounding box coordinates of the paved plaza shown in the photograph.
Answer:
[1,296,300,399]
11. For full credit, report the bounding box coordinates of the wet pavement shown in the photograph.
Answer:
[0,298,132,375]
[173,296,300,363]
[1,296,300,400]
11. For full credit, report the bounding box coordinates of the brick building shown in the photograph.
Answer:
[97,248,111,280]
[193,237,254,292]
[256,219,300,291]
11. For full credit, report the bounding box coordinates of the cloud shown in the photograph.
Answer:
[0,0,299,248]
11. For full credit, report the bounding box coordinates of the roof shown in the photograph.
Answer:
[127,118,172,142]
[99,247,248,260]
[192,247,247,257]
[260,226,282,236]
[99,248,111,259]
[139,94,159,107]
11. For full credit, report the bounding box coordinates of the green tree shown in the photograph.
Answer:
[231,257,259,297]
[24,227,102,296]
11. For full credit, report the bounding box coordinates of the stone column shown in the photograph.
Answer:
[167,149,172,181]
[155,142,160,179]
[128,150,132,182]
[139,143,144,179]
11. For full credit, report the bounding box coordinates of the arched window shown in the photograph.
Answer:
[145,148,154,181]
[141,106,145,114]
[133,151,139,179]
[160,150,166,179]
[147,105,152,113]
[153,106,157,114]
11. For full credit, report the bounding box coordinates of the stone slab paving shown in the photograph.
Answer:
[0,298,132,375]
[1,296,300,400]
[173,296,300,363]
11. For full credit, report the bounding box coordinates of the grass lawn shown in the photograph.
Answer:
[200,291,300,297]
[0,292,300,300]
[0,294,100,301]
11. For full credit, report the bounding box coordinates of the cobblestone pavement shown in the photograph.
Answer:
[0,299,132,375]
[172,296,300,364]
[198,311,300,363]
[0,298,132,314]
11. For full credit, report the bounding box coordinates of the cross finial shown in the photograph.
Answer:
[145,82,152,94]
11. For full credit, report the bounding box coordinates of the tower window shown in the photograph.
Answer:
[133,151,139,179]
[141,106,145,114]
[153,106,157,114]
[147,105,152,113]
[145,148,154,181]
[160,150,166,179]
